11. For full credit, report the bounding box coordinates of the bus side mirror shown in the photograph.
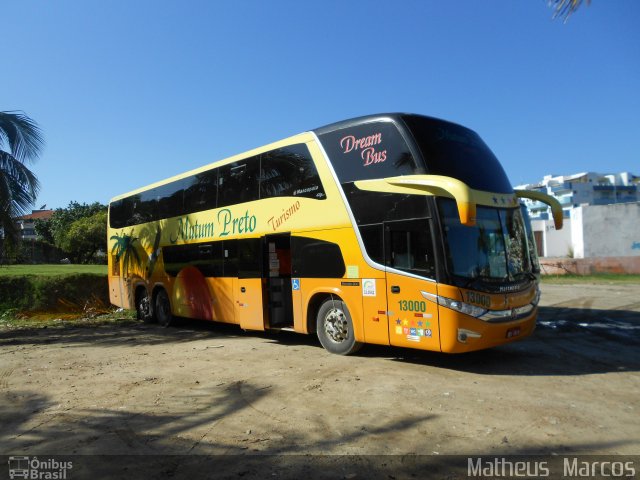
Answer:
[514,190,563,230]
[355,175,477,226]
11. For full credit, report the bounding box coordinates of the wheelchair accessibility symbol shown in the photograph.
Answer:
[292,278,300,291]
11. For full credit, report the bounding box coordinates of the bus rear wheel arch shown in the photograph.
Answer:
[316,297,362,355]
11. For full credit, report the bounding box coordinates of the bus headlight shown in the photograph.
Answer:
[421,291,487,318]
[439,296,488,317]
[421,290,537,323]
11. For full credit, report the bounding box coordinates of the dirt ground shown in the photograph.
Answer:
[1,283,639,478]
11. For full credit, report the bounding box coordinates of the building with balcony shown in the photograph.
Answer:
[516,171,639,221]
[15,209,54,240]
[515,172,640,265]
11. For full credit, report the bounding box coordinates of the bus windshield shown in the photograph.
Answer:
[439,198,532,283]
[520,203,541,274]
[402,115,513,194]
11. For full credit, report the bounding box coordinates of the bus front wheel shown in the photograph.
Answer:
[154,289,174,327]
[316,298,362,355]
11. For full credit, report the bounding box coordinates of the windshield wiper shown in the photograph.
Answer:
[512,272,537,283]
[461,275,502,289]
[461,276,481,289]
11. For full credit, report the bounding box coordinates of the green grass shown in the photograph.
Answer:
[541,273,640,284]
[0,264,107,276]
[0,308,136,330]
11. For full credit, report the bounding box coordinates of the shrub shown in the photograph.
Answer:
[0,274,109,313]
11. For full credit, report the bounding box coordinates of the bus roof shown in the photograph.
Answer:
[109,113,487,203]
[312,112,468,136]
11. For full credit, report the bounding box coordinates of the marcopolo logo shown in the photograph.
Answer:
[8,456,73,479]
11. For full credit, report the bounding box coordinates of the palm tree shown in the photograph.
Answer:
[0,111,44,246]
[549,0,590,21]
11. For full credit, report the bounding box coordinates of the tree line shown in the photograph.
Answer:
[35,201,107,264]
[3,202,108,265]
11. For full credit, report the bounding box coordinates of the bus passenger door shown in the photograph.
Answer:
[264,234,294,329]
[384,219,440,351]
[236,277,265,331]
[236,238,266,331]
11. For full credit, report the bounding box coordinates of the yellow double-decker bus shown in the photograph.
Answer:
[108,113,562,355]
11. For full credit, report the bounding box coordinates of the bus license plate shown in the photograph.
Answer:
[506,327,521,339]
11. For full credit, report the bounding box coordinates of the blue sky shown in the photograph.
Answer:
[2,0,639,209]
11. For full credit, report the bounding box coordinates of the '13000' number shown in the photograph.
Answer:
[398,300,426,312]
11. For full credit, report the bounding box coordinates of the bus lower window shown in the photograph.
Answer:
[386,219,435,278]
[359,224,384,265]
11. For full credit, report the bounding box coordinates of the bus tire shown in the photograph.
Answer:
[154,289,174,327]
[316,298,362,355]
[135,288,154,323]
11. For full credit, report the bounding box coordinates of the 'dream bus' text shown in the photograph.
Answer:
[340,133,387,167]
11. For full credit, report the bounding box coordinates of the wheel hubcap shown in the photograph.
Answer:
[323,308,349,343]
[138,296,150,317]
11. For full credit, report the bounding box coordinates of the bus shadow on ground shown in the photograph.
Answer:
[0,318,248,348]
[376,306,640,376]
[175,307,640,377]
[1,306,637,377]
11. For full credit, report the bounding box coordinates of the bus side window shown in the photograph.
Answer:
[218,156,260,207]
[237,238,262,278]
[155,178,189,218]
[136,189,156,224]
[260,144,326,200]
[223,240,238,277]
[184,170,217,213]
[359,224,384,265]
[291,237,346,278]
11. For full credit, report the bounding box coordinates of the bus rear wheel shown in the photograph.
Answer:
[154,289,174,327]
[135,288,154,323]
[316,298,362,355]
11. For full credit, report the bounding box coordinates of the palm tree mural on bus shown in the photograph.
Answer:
[146,227,162,278]
[110,227,162,280]
[110,230,142,279]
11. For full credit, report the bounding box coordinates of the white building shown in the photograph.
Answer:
[516,172,640,259]
[516,171,639,221]
[531,202,640,259]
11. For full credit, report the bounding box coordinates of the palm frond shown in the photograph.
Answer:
[0,203,19,244]
[0,111,43,244]
[549,0,590,22]
[0,151,40,214]
[0,111,45,164]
